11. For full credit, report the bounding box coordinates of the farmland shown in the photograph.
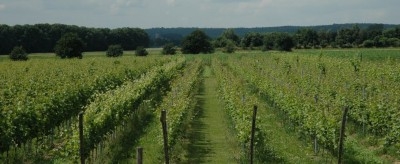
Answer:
[1,49,400,163]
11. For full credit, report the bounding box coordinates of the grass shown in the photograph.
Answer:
[184,65,242,163]
[0,48,165,61]
[129,63,242,164]
[296,48,400,61]
[2,48,399,62]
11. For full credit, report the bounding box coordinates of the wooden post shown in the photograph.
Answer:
[160,110,169,164]
[137,147,143,164]
[314,135,319,155]
[338,106,349,164]
[250,105,258,164]
[314,94,319,155]
[79,111,85,164]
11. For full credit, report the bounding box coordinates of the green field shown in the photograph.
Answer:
[1,49,399,163]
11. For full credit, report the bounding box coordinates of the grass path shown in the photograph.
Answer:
[184,65,241,163]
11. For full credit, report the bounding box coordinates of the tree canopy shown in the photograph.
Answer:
[181,29,214,54]
[214,29,240,47]
[263,33,294,51]
[162,43,177,55]
[9,46,28,61]
[0,24,149,54]
[106,45,124,57]
[1,23,400,55]
[54,33,85,59]
[240,32,264,48]
[135,46,148,56]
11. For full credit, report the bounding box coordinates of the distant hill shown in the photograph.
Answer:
[145,23,399,47]
[146,23,398,38]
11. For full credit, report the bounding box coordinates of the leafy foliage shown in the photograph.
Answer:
[241,32,264,48]
[2,24,400,55]
[362,40,375,48]
[155,59,202,159]
[222,40,236,53]
[294,28,319,48]
[0,56,169,154]
[9,46,28,61]
[162,43,177,55]
[106,44,124,57]
[0,24,149,54]
[54,33,85,59]
[181,29,214,54]
[214,29,240,48]
[72,59,185,159]
[225,52,399,162]
[135,46,148,56]
[274,33,294,51]
[262,33,294,51]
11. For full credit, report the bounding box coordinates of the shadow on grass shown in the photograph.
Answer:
[104,106,154,163]
[185,80,214,163]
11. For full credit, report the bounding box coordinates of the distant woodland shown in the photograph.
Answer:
[1,23,399,54]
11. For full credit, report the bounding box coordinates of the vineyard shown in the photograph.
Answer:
[0,49,399,163]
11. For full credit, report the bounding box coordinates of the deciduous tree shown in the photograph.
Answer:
[54,33,85,59]
[106,44,123,57]
[9,46,28,61]
[135,46,148,56]
[181,29,214,54]
[162,43,177,55]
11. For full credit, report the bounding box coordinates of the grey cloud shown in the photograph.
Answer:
[0,0,399,28]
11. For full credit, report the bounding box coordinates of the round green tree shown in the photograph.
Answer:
[181,29,214,54]
[223,40,236,53]
[135,46,148,56]
[214,29,240,48]
[9,46,28,61]
[106,44,123,57]
[162,43,177,55]
[54,33,85,59]
[274,33,294,51]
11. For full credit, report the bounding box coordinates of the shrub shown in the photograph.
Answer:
[387,38,400,47]
[106,45,123,57]
[274,33,294,51]
[54,33,85,59]
[362,40,375,48]
[9,46,28,61]
[162,43,177,55]
[223,40,236,53]
[181,29,214,54]
[135,46,148,56]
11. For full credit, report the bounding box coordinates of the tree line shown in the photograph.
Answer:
[293,24,400,48]
[1,23,400,55]
[146,24,399,47]
[236,24,400,51]
[149,24,400,54]
[0,24,149,54]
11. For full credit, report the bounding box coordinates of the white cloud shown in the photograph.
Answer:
[0,0,399,28]
[259,0,270,7]
[166,0,176,6]
[0,4,5,11]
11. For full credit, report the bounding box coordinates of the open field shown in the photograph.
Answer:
[1,49,399,163]
[2,47,400,61]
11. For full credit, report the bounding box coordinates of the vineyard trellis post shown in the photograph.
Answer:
[338,106,349,164]
[160,110,169,164]
[314,94,319,155]
[137,147,143,164]
[250,105,257,164]
[79,111,85,164]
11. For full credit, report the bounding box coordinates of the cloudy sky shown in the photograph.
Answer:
[0,0,399,28]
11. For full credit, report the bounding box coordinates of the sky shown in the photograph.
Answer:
[0,0,399,29]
